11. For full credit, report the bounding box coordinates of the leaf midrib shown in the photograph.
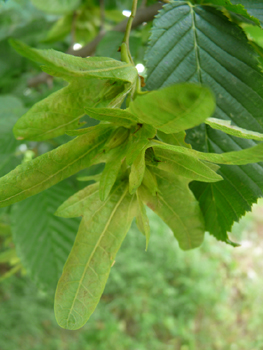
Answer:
[65,186,128,327]
[0,136,107,206]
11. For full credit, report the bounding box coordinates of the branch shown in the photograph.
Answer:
[28,2,163,87]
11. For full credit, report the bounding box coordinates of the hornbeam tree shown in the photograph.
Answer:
[0,0,263,330]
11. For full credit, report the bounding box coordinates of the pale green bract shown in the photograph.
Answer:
[10,40,138,141]
[128,83,215,134]
[54,181,137,330]
[205,118,263,140]
[0,124,114,208]
[139,168,205,250]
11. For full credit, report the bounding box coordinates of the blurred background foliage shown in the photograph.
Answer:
[1,208,263,350]
[0,0,263,349]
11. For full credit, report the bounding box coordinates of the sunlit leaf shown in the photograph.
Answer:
[206,117,263,140]
[128,84,215,134]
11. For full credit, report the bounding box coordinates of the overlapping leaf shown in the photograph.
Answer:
[145,1,263,243]
[151,147,222,182]
[11,181,80,292]
[10,40,137,83]
[0,124,114,208]
[55,181,137,330]
[85,107,138,127]
[231,0,263,26]
[128,83,215,134]
[139,168,205,250]
[10,40,138,141]
[193,0,261,25]
[205,118,263,140]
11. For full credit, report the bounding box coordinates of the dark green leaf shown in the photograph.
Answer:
[193,0,260,25]
[145,2,263,242]
[0,95,26,176]
[231,0,263,26]
[11,181,79,292]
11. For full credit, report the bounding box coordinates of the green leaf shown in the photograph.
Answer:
[55,183,100,218]
[31,0,80,15]
[10,39,138,83]
[43,14,72,43]
[99,145,128,201]
[136,191,150,251]
[0,124,114,208]
[126,124,156,165]
[141,166,159,196]
[129,148,146,194]
[0,249,17,263]
[193,0,261,26]
[231,0,263,26]
[13,78,128,141]
[206,117,263,140]
[77,174,101,183]
[151,147,222,182]
[0,95,26,176]
[139,168,205,250]
[128,83,215,134]
[54,181,137,330]
[85,107,138,127]
[189,178,240,246]
[243,24,263,48]
[11,181,80,292]
[145,1,263,242]
[157,130,191,148]
[150,140,263,165]
[10,40,138,141]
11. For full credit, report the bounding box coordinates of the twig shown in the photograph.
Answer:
[28,2,163,87]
